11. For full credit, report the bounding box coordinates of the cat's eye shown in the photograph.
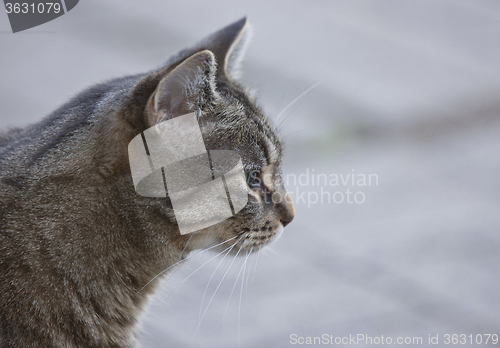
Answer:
[245,170,261,189]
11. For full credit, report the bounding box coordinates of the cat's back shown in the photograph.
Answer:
[0,74,141,168]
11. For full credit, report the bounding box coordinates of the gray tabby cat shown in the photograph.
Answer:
[0,18,294,347]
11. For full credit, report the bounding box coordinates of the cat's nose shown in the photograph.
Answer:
[276,191,295,227]
[281,214,294,227]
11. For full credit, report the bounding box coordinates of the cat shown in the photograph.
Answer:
[0,18,294,347]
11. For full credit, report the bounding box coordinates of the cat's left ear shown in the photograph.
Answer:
[201,17,251,80]
[166,17,251,81]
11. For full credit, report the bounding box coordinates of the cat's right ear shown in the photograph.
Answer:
[145,50,218,126]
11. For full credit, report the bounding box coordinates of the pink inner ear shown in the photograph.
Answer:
[147,92,161,126]
[154,78,184,122]
[167,87,188,118]
[151,77,185,126]
[149,50,217,126]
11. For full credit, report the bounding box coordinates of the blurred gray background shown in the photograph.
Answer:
[1,1,499,347]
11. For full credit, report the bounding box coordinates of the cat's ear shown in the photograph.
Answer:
[166,17,250,81]
[146,50,218,126]
[200,17,250,79]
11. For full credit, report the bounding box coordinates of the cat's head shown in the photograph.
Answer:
[115,18,294,255]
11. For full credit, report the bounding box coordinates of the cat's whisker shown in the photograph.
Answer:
[198,243,235,321]
[263,246,278,256]
[238,251,251,348]
[281,128,313,148]
[152,234,193,301]
[270,88,288,123]
[179,234,193,260]
[137,235,238,293]
[162,242,237,304]
[250,245,262,285]
[150,259,190,306]
[193,246,242,343]
[274,82,320,125]
[147,241,236,307]
[220,250,248,334]
[244,247,254,301]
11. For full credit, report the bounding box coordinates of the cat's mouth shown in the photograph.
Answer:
[235,223,284,251]
[184,221,284,255]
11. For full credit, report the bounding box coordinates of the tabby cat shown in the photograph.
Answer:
[0,18,294,347]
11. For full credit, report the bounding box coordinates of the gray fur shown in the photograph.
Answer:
[0,18,294,347]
